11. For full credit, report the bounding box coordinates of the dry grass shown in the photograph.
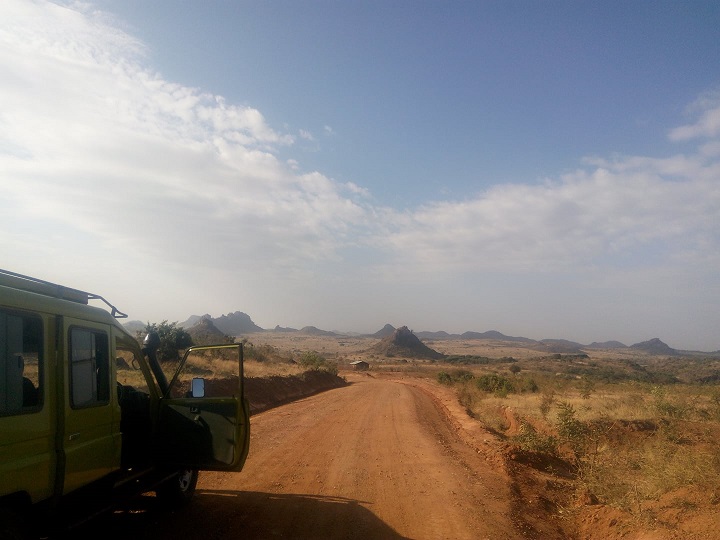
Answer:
[116,340,324,395]
[118,329,720,532]
[133,331,720,535]
[244,359,306,378]
[445,372,720,513]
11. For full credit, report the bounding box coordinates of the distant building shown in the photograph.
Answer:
[350,360,369,371]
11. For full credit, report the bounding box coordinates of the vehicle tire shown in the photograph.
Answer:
[0,508,26,540]
[156,469,198,507]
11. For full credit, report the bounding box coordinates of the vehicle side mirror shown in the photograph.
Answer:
[191,377,205,398]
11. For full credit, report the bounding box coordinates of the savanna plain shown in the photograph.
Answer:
[84,333,720,539]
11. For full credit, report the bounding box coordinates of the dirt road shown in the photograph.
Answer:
[86,375,524,539]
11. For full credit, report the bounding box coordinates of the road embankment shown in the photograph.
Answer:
[245,370,346,414]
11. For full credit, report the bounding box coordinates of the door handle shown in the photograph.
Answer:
[68,432,80,441]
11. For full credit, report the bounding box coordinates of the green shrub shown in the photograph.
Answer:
[556,401,587,456]
[298,351,337,375]
[539,391,555,418]
[139,321,193,362]
[513,422,558,455]
[241,339,279,362]
[453,369,475,382]
[476,373,515,395]
[444,355,490,364]
[518,377,539,393]
[651,385,687,419]
[579,378,595,399]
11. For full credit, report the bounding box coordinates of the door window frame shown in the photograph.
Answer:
[0,308,44,416]
[68,326,111,409]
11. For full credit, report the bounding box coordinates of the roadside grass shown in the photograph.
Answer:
[434,364,720,514]
[117,341,334,393]
[199,346,336,378]
[244,359,306,378]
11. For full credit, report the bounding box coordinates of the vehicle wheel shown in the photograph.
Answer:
[156,469,198,507]
[0,508,26,540]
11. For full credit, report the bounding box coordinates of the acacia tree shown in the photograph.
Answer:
[139,321,193,362]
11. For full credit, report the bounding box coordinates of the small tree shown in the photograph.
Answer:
[476,373,514,395]
[140,321,193,362]
[556,401,587,457]
[298,351,337,375]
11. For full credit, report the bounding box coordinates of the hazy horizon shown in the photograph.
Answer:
[123,312,710,352]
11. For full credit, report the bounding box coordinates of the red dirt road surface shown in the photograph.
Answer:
[81,374,527,539]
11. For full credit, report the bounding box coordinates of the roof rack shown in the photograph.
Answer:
[0,269,128,319]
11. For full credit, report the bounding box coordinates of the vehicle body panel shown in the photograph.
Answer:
[0,270,250,520]
[61,317,121,494]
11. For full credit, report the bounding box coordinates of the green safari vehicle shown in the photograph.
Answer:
[0,270,250,536]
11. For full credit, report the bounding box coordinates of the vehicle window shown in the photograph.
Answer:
[168,347,239,399]
[115,346,150,395]
[69,328,110,408]
[0,310,43,416]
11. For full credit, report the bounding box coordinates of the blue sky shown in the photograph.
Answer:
[2,1,720,350]
[97,1,718,203]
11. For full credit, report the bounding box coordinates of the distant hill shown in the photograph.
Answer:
[179,314,212,329]
[186,317,231,345]
[630,338,678,356]
[372,324,396,338]
[273,325,298,332]
[369,326,444,360]
[300,326,337,336]
[122,320,146,336]
[415,330,453,340]
[127,313,696,355]
[587,341,627,349]
[214,311,264,336]
[180,312,264,337]
[460,330,535,343]
[536,339,586,354]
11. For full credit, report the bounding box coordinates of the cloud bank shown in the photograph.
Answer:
[1,1,719,349]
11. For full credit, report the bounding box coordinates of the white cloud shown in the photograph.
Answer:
[0,0,366,278]
[668,89,720,141]
[344,182,371,198]
[299,129,315,141]
[375,155,719,274]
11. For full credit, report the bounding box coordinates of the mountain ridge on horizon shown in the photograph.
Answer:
[121,313,718,355]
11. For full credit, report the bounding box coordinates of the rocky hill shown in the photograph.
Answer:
[180,314,212,328]
[415,330,454,340]
[630,338,678,356]
[535,339,587,354]
[125,312,698,354]
[587,340,627,349]
[372,324,396,338]
[369,326,444,360]
[300,326,337,336]
[186,317,231,345]
[273,325,298,332]
[180,311,263,337]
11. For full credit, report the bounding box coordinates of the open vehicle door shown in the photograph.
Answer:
[154,344,250,471]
